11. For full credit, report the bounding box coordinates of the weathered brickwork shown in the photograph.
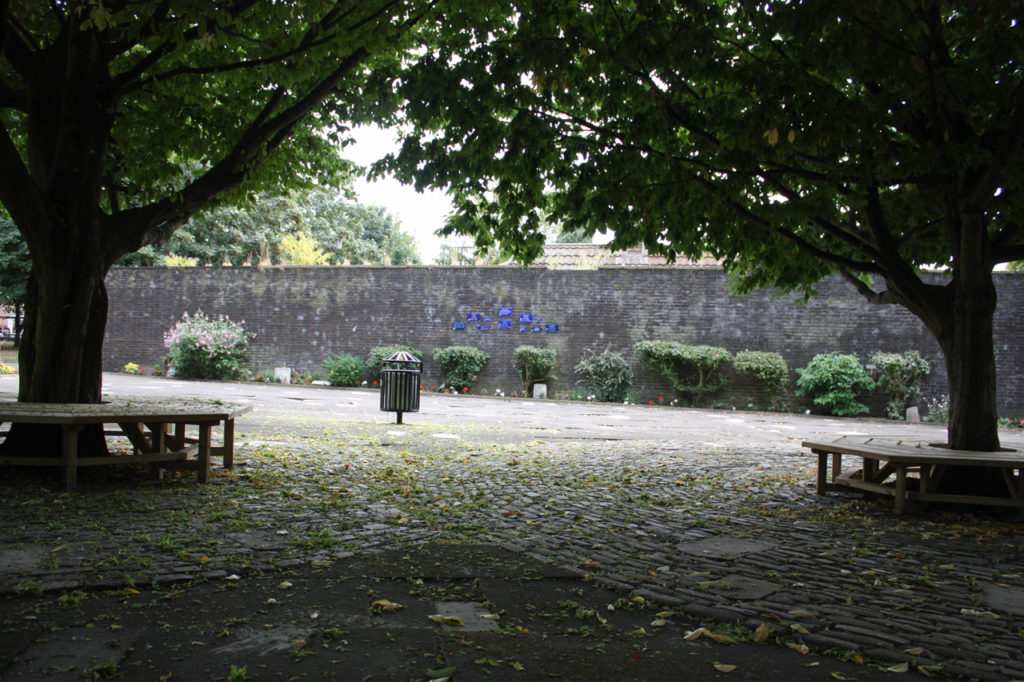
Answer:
[103,266,1024,416]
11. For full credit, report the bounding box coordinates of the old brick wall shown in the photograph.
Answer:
[103,266,1024,417]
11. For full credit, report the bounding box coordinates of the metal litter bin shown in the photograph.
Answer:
[379,351,421,424]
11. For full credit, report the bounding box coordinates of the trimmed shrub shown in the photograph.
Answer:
[323,352,364,387]
[635,340,732,406]
[795,352,875,416]
[870,350,930,420]
[514,346,558,391]
[433,345,490,392]
[574,347,634,403]
[366,345,423,378]
[733,350,788,409]
[163,310,252,381]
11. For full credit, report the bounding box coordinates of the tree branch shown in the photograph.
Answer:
[106,45,370,258]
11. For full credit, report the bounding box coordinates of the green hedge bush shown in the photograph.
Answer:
[795,352,875,416]
[574,347,634,403]
[733,350,789,409]
[163,311,252,381]
[871,350,930,420]
[514,346,558,391]
[323,352,364,387]
[366,345,423,378]
[433,345,490,392]
[635,340,732,406]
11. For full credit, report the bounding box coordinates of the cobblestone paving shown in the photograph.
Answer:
[2,408,1023,681]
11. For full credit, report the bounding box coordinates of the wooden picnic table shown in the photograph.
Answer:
[803,435,1024,514]
[0,396,252,492]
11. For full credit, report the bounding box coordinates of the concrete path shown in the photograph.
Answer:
[2,374,1023,681]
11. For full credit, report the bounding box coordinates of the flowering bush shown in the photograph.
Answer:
[123,362,143,375]
[163,311,252,381]
[0,362,17,375]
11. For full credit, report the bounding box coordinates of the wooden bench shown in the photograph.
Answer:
[0,397,252,492]
[803,435,1024,514]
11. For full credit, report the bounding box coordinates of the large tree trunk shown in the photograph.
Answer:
[2,250,110,458]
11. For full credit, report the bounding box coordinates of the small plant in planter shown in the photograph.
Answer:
[123,362,143,375]
[635,340,732,406]
[733,350,789,410]
[573,347,634,403]
[323,352,364,386]
[796,352,875,416]
[514,345,557,394]
[433,345,489,393]
[870,350,930,420]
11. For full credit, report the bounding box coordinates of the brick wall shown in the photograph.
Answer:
[103,266,1024,417]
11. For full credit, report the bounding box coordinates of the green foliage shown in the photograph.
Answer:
[378,1,1024,448]
[513,346,558,390]
[0,218,29,310]
[433,346,490,392]
[796,353,875,417]
[924,395,950,424]
[733,350,789,409]
[163,311,252,381]
[323,353,364,387]
[871,350,930,420]
[1009,262,1024,272]
[573,347,634,403]
[366,345,423,379]
[635,341,732,406]
[122,190,421,267]
[123,362,143,376]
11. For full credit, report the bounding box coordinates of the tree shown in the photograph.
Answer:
[0,1,434,409]
[380,1,1024,453]
[119,189,420,266]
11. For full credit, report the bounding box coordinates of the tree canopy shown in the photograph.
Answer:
[0,0,442,405]
[379,0,1024,451]
[121,189,420,266]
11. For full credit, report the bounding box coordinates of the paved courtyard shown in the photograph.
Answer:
[2,374,1023,680]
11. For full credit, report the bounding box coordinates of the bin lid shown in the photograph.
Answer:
[383,351,422,368]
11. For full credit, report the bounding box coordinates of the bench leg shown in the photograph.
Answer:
[894,465,907,514]
[816,451,828,494]
[222,418,235,469]
[61,425,79,493]
[197,423,212,483]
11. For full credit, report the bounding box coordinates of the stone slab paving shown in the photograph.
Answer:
[1,375,1023,680]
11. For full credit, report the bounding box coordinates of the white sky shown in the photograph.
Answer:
[344,125,455,263]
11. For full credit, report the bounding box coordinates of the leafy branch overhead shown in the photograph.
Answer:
[379,1,1022,451]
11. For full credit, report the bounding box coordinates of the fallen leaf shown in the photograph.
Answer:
[685,627,711,641]
[709,633,736,645]
[830,673,852,680]
[713,663,737,673]
[886,662,909,673]
[754,623,772,642]
[904,647,924,655]
[290,639,306,649]
[428,615,465,627]
[791,624,810,634]
[650,618,667,628]
[786,642,810,655]
[278,581,293,589]
[788,609,814,618]
[372,599,404,613]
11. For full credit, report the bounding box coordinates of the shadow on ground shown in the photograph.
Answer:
[1,544,934,681]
